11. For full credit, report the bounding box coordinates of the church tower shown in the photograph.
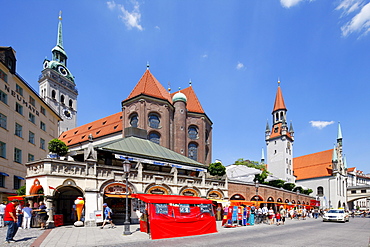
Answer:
[39,11,78,134]
[265,81,295,182]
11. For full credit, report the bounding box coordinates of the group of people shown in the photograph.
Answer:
[1,199,49,244]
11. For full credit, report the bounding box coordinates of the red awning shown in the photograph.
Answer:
[132,194,213,204]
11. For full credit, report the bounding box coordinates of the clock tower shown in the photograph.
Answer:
[39,11,78,134]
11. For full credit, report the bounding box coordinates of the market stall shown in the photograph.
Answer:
[132,194,217,240]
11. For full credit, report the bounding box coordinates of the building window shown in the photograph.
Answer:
[148,113,160,129]
[13,176,21,190]
[130,113,138,128]
[0,69,7,82]
[52,90,56,99]
[29,113,35,124]
[188,126,198,140]
[16,84,23,96]
[188,143,198,161]
[14,148,22,163]
[29,131,35,144]
[0,113,7,129]
[0,175,5,187]
[16,103,23,115]
[28,153,35,162]
[61,95,65,104]
[69,99,73,108]
[40,106,46,115]
[0,90,7,104]
[29,96,36,106]
[40,121,46,131]
[40,138,45,150]
[317,186,324,196]
[0,141,6,158]
[15,123,22,138]
[148,132,160,144]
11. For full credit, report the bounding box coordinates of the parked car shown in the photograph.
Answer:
[323,209,349,223]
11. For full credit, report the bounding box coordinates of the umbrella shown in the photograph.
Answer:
[226,165,261,181]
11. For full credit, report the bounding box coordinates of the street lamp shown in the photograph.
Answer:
[254,180,260,201]
[123,158,131,235]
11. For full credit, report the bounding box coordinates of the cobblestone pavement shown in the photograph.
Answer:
[0,226,45,246]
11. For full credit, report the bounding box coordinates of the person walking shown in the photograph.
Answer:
[0,201,6,228]
[16,203,23,228]
[216,205,222,221]
[100,203,116,229]
[268,207,275,225]
[36,201,48,230]
[22,204,33,229]
[4,199,19,243]
[279,206,286,225]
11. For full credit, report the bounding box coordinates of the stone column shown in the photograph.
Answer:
[45,197,55,228]
[84,189,99,227]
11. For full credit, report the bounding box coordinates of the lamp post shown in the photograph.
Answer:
[123,158,131,235]
[254,180,259,202]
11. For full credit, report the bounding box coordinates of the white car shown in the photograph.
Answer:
[323,209,349,223]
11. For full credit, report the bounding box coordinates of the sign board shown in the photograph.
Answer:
[200,204,211,213]
[179,204,190,213]
[94,210,103,223]
[155,204,168,214]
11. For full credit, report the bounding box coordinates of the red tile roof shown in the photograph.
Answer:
[269,123,293,140]
[126,69,173,103]
[347,167,355,172]
[273,85,287,113]
[294,149,333,180]
[172,86,205,113]
[59,112,122,146]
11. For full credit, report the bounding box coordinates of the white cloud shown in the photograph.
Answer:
[336,0,362,16]
[107,0,143,31]
[309,120,335,129]
[201,54,208,58]
[236,62,245,70]
[280,0,304,8]
[338,1,370,37]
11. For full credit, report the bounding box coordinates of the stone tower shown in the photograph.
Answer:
[39,11,78,134]
[265,82,295,182]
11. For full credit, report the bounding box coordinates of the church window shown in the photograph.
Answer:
[188,143,198,161]
[52,90,56,99]
[130,113,138,128]
[148,132,160,144]
[275,113,279,122]
[69,99,73,108]
[148,113,160,129]
[280,112,284,120]
[60,95,65,104]
[317,186,324,196]
[188,126,198,139]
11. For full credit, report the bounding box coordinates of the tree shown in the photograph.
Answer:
[268,179,285,188]
[234,158,270,183]
[283,182,296,191]
[208,162,226,177]
[48,139,68,157]
[293,186,303,193]
[302,188,313,195]
[16,185,26,196]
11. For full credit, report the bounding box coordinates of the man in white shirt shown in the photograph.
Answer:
[0,202,6,227]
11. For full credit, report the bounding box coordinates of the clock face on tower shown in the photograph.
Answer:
[58,65,68,76]
[63,108,73,120]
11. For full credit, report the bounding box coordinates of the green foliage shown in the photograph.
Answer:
[234,158,270,183]
[302,188,313,195]
[208,162,226,176]
[268,179,285,188]
[16,185,26,196]
[48,139,68,157]
[283,183,296,191]
[293,186,303,193]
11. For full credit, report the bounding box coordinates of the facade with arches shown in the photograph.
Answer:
[25,134,226,227]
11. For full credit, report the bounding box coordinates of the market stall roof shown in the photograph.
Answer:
[226,165,261,182]
[132,194,213,204]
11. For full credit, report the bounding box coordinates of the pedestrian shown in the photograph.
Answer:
[268,207,275,225]
[16,203,23,228]
[279,206,286,225]
[216,205,222,221]
[275,211,281,226]
[22,204,33,229]
[4,199,19,243]
[0,201,6,228]
[100,203,116,229]
[36,201,48,230]
[262,205,268,224]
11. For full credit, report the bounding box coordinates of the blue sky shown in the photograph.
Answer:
[2,0,370,173]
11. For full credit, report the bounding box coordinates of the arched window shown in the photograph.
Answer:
[52,90,56,99]
[230,194,245,200]
[188,126,198,139]
[69,99,73,108]
[148,132,160,144]
[188,143,198,161]
[130,113,138,128]
[60,95,65,104]
[148,113,160,129]
[317,186,324,196]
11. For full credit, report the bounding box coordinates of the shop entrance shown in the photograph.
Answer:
[53,186,83,225]
[104,196,131,225]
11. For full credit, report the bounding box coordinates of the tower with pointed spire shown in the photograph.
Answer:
[265,81,295,182]
[39,11,78,134]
